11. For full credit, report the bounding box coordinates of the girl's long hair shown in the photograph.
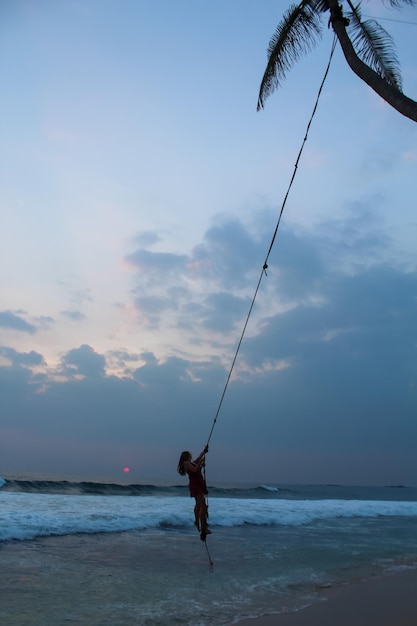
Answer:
[177,450,191,475]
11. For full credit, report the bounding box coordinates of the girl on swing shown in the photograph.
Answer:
[177,445,211,540]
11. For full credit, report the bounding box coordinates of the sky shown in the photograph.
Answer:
[1,0,416,486]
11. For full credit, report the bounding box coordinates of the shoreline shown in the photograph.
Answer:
[1,527,417,625]
[235,567,417,626]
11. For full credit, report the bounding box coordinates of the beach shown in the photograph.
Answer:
[237,568,417,626]
[1,530,417,625]
[2,478,417,625]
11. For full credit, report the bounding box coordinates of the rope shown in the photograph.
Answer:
[198,36,337,572]
[201,464,214,571]
[203,539,214,572]
[204,36,337,449]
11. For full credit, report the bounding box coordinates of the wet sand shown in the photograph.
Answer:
[1,531,417,625]
[236,568,417,626]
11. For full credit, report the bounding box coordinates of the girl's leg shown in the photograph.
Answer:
[193,500,200,530]
[196,494,210,534]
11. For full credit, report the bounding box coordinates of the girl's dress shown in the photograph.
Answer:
[187,463,208,497]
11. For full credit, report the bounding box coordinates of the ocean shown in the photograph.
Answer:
[1,473,417,625]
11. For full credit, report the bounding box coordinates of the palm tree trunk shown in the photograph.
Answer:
[328,0,417,122]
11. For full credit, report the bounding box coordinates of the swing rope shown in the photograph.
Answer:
[205,35,337,450]
[201,36,337,572]
[201,465,214,571]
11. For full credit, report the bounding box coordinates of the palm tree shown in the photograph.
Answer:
[257,0,417,122]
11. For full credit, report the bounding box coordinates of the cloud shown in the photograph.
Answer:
[71,288,93,306]
[105,349,144,376]
[0,348,46,411]
[1,206,416,484]
[60,344,106,379]
[61,310,86,321]
[133,230,161,247]
[121,205,415,369]
[0,346,44,368]
[124,218,269,334]
[34,315,55,330]
[200,291,251,333]
[126,249,188,276]
[315,198,393,271]
[0,310,37,334]
[192,219,262,288]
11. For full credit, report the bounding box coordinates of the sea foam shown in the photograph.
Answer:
[1,491,417,543]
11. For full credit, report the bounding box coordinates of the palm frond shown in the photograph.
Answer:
[257,2,323,110]
[346,2,402,90]
[385,0,416,7]
[308,0,329,11]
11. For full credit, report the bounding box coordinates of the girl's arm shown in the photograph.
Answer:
[194,445,209,464]
[184,446,208,473]
[183,460,201,474]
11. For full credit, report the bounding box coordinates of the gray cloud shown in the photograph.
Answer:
[71,288,93,306]
[0,310,37,334]
[132,292,180,328]
[126,249,188,276]
[191,219,263,289]
[60,344,106,379]
[124,201,398,340]
[0,346,44,368]
[133,230,161,247]
[125,218,269,331]
[1,208,416,484]
[201,291,251,332]
[61,310,86,321]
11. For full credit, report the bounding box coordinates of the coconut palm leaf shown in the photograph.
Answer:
[257,1,323,110]
[257,0,417,121]
[346,2,402,90]
[386,0,415,6]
